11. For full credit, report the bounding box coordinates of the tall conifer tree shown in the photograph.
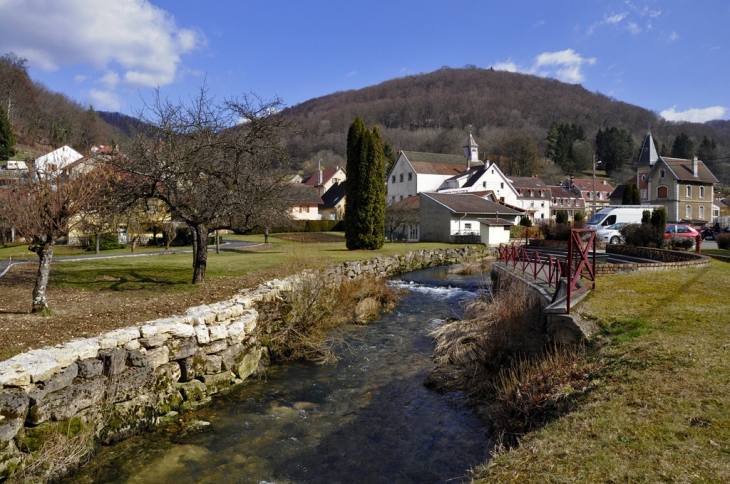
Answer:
[345,117,385,250]
[0,104,15,161]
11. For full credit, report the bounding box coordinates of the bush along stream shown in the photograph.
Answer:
[63,265,494,484]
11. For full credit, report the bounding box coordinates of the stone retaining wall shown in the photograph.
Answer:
[0,246,483,479]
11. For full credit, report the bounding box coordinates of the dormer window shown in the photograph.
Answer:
[659,169,666,179]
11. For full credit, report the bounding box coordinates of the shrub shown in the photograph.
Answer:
[620,223,662,248]
[555,210,568,224]
[664,235,695,250]
[539,221,571,241]
[641,210,651,225]
[573,211,585,223]
[717,233,730,250]
[85,233,126,251]
[510,225,541,239]
[650,206,667,232]
[519,216,532,227]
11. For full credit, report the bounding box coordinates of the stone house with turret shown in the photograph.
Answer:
[635,133,718,225]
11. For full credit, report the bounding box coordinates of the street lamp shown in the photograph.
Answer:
[592,156,602,216]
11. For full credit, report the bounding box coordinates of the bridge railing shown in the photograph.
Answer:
[498,228,598,314]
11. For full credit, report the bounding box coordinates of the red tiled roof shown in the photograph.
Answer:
[302,167,345,187]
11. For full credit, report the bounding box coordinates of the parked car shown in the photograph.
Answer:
[597,222,628,244]
[664,224,700,246]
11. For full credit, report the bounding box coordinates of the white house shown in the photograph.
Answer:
[301,165,347,196]
[284,184,324,221]
[386,133,483,204]
[510,176,551,222]
[33,145,83,178]
[438,161,520,206]
[419,192,523,243]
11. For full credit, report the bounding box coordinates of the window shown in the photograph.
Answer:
[529,189,534,197]
[392,175,395,183]
[641,188,647,199]
[699,186,705,198]
[686,185,692,198]
[303,206,309,213]
[589,192,594,200]
[660,169,665,179]
[399,174,404,182]
[686,205,692,219]
[408,173,412,181]
[598,193,603,200]
[541,202,545,208]
[483,181,487,188]
[391,196,395,203]
[657,186,668,198]
[541,213,545,219]
[399,195,404,201]
[500,182,504,189]
[464,223,472,230]
[699,205,705,219]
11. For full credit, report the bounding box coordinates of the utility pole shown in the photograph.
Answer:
[592,155,601,216]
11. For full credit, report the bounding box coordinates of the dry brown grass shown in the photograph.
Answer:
[427,276,546,398]
[257,274,398,364]
[448,259,493,275]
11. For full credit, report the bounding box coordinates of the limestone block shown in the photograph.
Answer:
[226,321,245,345]
[145,346,170,369]
[166,337,197,360]
[103,327,141,348]
[176,380,207,402]
[234,296,255,308]
[219,344,244,371]
[177,357,196,383]
[230,304,244,318]
[76,358,104,379]
[215,308,233,323]
[197,371,234,395]
[0,388,29,420]
[139,324,159,338]
[195,325,210,345]
[124,340,141,351]
[100,394,157,444]
[155,362,181,385]
[126,350,148,367]
[138,334,168,348]
[0,361,31,387]
[190,316,206,326]
[107,366,155,404]
[0,418,23,442]
[28,363,78,405]
[202,340,227,355]
[27,375,106,425]
[189,350,221,375]
[208,325,227,342]
[98,349,127,377]
[235,348,261,380]
[145,319,195,338]
[1,351,62,385]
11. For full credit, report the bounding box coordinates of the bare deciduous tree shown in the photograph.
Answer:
[385,198,420,242]
[117,86,292,284]
[0,165,110,312]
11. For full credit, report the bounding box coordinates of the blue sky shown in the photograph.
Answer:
[1,0,728,122]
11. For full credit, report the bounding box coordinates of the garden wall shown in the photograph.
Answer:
[0,246,484,479]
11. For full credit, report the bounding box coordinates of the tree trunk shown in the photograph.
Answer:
[192,224,208,284]
[264,227,269,244]
[31,239,54,313]
[191,225,198,268]
[95,231,100,254]
[215,229,220,254]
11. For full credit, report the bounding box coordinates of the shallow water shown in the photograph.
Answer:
[68,266,493,484]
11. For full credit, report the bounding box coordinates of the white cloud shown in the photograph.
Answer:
[669,31,679,41]
[89,89,121,111]
[533,49,596,83]
[74,74,88,83]
[605,13,627,24]
[100,71,120,89]
[491,61,518,72]
[661,106,727,123]
[347,70,357,77]
[0,0,203,88]
[627,22,642,35]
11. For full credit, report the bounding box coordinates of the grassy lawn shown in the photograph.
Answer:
[48,233,458,292]
[479,259,730,482]
[0,242,187,261]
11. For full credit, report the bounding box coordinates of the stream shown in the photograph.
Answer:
[67,266,493,484]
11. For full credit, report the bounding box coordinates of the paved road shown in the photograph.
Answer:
[0,239,258,276]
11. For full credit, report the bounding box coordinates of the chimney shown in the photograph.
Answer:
[692,156,698,177]
[318,159,323,185]
[603,180,607,185]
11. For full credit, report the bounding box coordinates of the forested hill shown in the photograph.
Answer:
[281,66,729,173]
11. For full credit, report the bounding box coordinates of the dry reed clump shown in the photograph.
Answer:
[491,344,593,445]
[9,417,98,484]
[427,276,545,397]
[448,259,493,275]
[257,274,398,364]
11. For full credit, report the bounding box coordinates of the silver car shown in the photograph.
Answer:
[597,222,628,244]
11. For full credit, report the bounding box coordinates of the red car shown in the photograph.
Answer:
[664,224,700,242]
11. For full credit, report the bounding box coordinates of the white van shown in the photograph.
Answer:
[585,205,660,230]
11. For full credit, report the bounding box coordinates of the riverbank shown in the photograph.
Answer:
[475,259,730,482]
[0,234,471,360]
